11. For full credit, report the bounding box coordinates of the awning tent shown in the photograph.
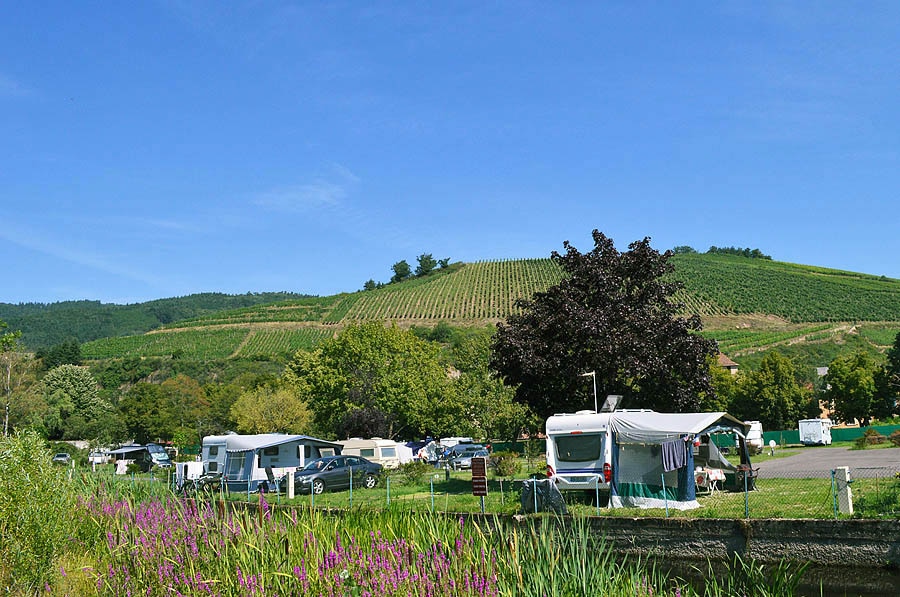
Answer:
[609,411,750,510]
[212,433,342,492]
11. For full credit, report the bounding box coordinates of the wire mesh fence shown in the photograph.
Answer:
[81,458,900,521]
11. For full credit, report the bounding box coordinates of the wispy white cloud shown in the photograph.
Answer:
[252,164,359,214]
[0,224,163,286]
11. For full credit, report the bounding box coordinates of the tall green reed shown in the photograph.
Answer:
[0,430,78,594]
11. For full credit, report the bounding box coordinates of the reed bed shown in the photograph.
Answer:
[53,484,807,596]
[0,434,810,596]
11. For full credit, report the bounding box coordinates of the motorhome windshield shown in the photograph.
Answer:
[555,434,602,461]
[146,444,171,463]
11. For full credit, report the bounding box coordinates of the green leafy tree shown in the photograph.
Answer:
[158,374,208,445]
[390,260,412,283]
[40,364,115,440]
[284,322,457,439]
[491,231,718,420]
[873,331,900,420]
[451,333,533,441]
[825,351,879,426]
[230,385,312,434]
[118,382,165,444]
[415,253,438,276]
[37,338,81,370]
[703,355,739,412]
[438,258,451,269]
[362,279,378,291]
[731,351,810,430]
[1,320,24,436]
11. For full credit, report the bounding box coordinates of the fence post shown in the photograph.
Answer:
[831,469,838,519]
[386,476,391,506]
[661,474,669,518]
[430,478,435,513]
[744,469,749,519]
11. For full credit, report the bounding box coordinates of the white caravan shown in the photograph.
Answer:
[744,421,764,454]
[799,418,833,445]
[546,406,753,509]
[338,438,402,469]
[545,409,646,492]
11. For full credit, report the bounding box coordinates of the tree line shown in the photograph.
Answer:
[1,231,897,452]
[362,253,453,291]
[673,245,772,260]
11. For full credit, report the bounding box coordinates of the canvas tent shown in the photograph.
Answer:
[609,411,750,510]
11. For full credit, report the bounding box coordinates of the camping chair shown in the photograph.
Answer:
[262,466,280,495]
[735,464,759,491]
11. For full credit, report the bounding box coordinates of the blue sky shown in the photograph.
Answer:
[2,2,898,305]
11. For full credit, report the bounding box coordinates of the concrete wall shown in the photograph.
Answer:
[569,516,900,568]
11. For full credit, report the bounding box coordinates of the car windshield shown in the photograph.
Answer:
[302,459,327,471]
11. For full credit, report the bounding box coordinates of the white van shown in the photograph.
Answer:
[339,438,401,469]
[799,418,833,445]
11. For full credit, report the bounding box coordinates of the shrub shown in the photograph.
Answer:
[490,451,520,478]
[890,430,900,448]
[394,460,433,485]
[854,428,886,449]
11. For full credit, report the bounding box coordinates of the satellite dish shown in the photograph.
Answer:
[600,395,623,413]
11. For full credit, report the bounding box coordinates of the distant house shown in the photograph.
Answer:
[717,353,739,375]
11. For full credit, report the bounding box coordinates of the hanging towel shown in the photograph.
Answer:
[661,439,686,472]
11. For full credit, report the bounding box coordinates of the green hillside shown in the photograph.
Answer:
[78,254,900,363]
[0,292,312,350]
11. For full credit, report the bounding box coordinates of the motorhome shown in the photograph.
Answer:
[799,418,833,445]
[108,443,173,473]
[546,406,753,509]
[338,438,402,469]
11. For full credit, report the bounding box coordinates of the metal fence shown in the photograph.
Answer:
[83,460,900,521]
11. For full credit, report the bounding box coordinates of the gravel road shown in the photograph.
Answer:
[755,446,900,478]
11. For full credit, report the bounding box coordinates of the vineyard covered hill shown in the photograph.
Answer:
[81,255,900,360]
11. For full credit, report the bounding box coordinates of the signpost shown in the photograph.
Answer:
[471,456,488,512]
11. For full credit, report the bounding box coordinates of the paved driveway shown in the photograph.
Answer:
[756,446,900,478]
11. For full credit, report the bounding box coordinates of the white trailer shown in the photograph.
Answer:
[799,418,833,445]
[546,408,753,509]
[338,438,401,469]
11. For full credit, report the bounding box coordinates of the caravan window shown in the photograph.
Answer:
[381,447,396,458]
[262,446,279,456]
[360,448,375,457]
[208,446,219,457]
[555,434,602,462]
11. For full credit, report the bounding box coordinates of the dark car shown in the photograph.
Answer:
[449,447,489,471]
[279,455,382,495]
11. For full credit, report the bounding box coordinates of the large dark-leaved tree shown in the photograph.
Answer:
[491,230,718,419]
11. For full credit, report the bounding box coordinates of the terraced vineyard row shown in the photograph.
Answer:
[82,328,248,360]
[236,327,333,357]
[342,259,564,321]
[671,254,900,322]
[699,324,835,354]
[163,296,342,328]
[83,326,335,360]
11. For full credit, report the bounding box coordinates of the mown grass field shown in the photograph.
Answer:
[81,254,900,361]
